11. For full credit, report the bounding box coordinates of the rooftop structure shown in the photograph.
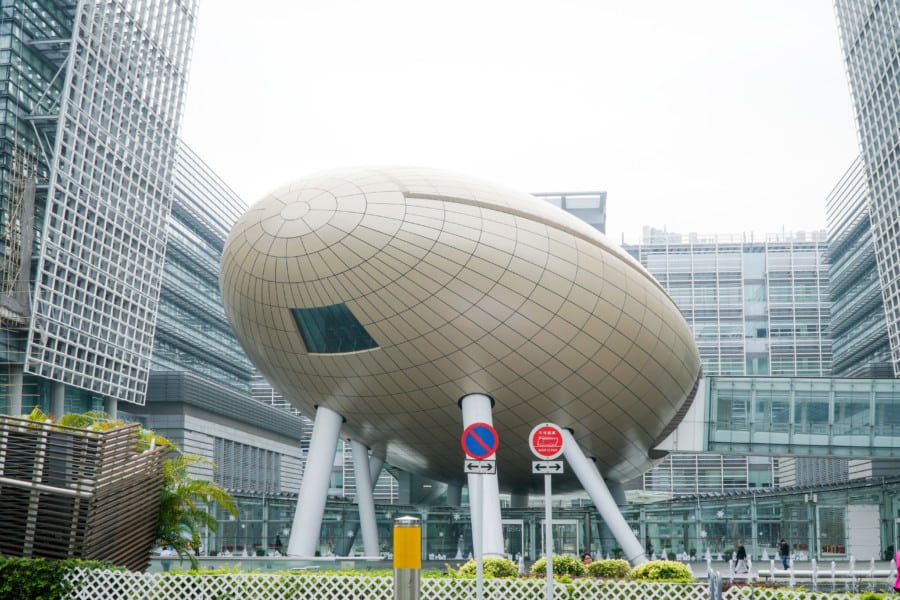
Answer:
[532,191,607,234]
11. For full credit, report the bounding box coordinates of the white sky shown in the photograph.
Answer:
[179,1,859,244]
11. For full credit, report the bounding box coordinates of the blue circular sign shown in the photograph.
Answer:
[461,422,499,460]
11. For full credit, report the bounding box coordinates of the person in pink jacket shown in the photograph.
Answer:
[894,548,900,593]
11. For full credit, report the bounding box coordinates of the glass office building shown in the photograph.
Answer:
[0,0,197,409]
[123,143,309,554]
[835,0,900,376]
[0,2,311,556]
[827,156,891,377]
[623,234,831,378]
[621,233,832,495]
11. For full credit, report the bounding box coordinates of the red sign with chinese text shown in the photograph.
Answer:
[529,423,564,460]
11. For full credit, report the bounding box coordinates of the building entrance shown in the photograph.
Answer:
[540,519,580,556]
[502,519,525,560]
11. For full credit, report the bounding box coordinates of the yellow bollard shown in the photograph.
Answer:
[393,516,421,600]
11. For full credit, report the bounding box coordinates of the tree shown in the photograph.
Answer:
[154,452,237,568]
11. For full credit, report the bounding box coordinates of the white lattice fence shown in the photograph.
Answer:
[65,568,871,600]
[65,569,396,600]
[723,587,860,600]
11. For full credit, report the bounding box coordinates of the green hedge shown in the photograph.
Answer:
[0,557,118,600]
[629,559,694,582]
[454,557,518,578]
[586,558,631,579]
[530,554,586,577]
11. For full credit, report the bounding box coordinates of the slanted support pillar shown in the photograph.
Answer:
[561,429,646,565]
[287,405,343,557]
[336,451,386,556]
[369,454,385,487]
[351,439,380,557]
[459,393,504,557]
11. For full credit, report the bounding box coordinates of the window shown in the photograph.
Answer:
[292,303,379,354]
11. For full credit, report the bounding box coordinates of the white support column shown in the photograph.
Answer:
[446,484,462,506]
[287,406,343,557]
[7,368,22,416]
[351,439,380,557]
[50,382,65,418]
[510,493,529,508]
[459,393,504,557]
[103,397,117,420]
[561,429,646,565]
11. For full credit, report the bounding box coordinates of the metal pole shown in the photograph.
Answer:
[393,516,421,600]
[545,472,553,600]
[474,475,484,600]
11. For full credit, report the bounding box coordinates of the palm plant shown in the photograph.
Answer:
[155,453,237,568]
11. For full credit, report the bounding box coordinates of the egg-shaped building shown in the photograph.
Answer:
[220,166,702,561]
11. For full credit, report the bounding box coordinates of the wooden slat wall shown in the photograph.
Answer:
[0,415,168,570]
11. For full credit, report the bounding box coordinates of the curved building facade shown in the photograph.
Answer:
[221,167,701,491]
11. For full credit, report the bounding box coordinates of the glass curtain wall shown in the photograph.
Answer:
[199,476,899,562]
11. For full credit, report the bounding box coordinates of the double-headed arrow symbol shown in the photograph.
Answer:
[466,461,495,473]
[532,460,564,474]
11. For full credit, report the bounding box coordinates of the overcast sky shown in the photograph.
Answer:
[180,1,859,244]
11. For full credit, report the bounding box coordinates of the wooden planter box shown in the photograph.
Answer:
[0,415,168,570]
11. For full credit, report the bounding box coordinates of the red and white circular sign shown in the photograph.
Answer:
[529,422,564,460]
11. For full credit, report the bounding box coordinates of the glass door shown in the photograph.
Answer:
[502,519,525,561]
[539,519,580,556]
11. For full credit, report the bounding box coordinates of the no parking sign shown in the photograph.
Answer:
[461,422,499,460]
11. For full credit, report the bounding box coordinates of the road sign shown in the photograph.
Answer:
[461,422,499,460]
[465,459,497,474]
[532,460,563,474]
[529,422,564,460]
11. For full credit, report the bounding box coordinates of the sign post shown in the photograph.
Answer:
[530,423,565,600]
[461,421,498,600]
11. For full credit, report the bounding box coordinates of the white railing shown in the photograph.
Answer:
[756,557,894,592]
[63,567,889,600]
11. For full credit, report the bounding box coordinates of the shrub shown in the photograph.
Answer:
[455,557,518,578]
[530,554,586,577]
[630,559,694,582]
[0,557,118,600]
[587,558,631,579]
